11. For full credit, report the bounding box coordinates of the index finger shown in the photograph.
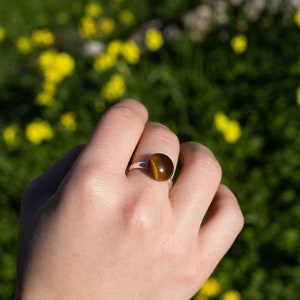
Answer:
[77,99,148,174]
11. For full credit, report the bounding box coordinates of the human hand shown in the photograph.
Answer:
[16,99,244,300]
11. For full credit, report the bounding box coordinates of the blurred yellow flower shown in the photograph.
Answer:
[55,52,75,77]
[60,112,77,131]
[0,26,6,41]
[94,53,116,72]
[38,50,75,84]
[121,40,140,64]
[296,86,300,106]
[25,119,53,144]
[214,111,242,143]
[3,125,20,147]
[31,29,55,47]
[101,74,126,101]
[231,34,247,54]
[200,278,221,297]
[43,81,57,94]
[79,16,97,38]
[223,120,241,143]
[39,50,56,71]
[85,3,102,18]
[107,39,123,57]
[294,9,300,27]
[97,18,115,36]
[145,28,164,51]
[221,290,242,300]
[118,10,135,25]
[16,37,32,54]
[35,90,55,106]
[214,111,229,132]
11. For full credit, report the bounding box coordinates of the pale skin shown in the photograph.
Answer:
[16,99,244,300]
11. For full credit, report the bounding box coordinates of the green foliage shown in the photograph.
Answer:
[1,0,300,299]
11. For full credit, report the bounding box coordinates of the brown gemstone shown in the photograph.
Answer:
[147,153,174,181]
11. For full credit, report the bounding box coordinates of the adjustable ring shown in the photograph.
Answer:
[128,153,174,181]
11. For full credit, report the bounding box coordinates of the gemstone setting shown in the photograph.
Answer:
[147,153,174,181]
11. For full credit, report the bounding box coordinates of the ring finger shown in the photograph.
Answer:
[127,122,179,190]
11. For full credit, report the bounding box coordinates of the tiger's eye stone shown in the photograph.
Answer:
[147,153,174,181]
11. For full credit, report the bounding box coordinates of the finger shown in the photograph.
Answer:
[170,142,222,233]
[194,184,244,281]
[127,122,179,188]
[22,145,84,214]
[77,99,148,175]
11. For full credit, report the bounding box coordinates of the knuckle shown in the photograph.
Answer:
[125,205,156,237]
[189,142,222,181]
[64,164,106,207]
[148,122,179,149]
[108,102,146,129]
[183,265,199,288]
[132,210,154,235]
[203,155,222,182]
[219,185,244,230]
[227,205,244,232]
[122,191,157,238]
[161,230,188,261]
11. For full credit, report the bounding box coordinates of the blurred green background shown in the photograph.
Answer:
[1,0,300,299]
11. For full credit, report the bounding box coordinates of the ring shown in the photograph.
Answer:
[128,153,174,181]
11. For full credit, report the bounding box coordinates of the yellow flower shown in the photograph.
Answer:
[107,39,123,57]
[231,34,247,54]
[0,26,6,41]
[79,16,97,38]
[223,120,242,144]
[31,29,55,47]
[296,86,300,106]
[214,111,229,132]
[43,81,57,94]
[16,37,32,54]
[221,290,242,300]
[55,52,75,77]
[200,278,221,298]
[97,18,115,36]
[118,10,135,25]
[60,112,77,131]
[25,119,53,144]
[94,53,116,73]
[145,28,164,51]
[121,40,140,64]
[85,3,102,18]
[3,125,20,147]
[35,90,55,106]
[101,74,126,101]
[214,112,242,143]
[38,50,75,84]
[294,9,300,27]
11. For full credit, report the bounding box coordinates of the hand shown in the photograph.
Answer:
[16,99,244,300]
